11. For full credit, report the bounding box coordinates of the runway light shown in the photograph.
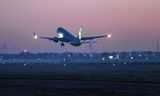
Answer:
[90,54,93,58]
[153,53,155,56]
[24,64,26,66]
[109,56,113,59]
[68,54,71,57]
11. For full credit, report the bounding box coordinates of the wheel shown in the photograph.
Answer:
[61,43,65,46]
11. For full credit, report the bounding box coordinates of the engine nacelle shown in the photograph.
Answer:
[53,37,59,43]
[53,39,58,43]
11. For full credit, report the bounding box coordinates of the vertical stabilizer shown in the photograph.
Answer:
[77,26,83,40]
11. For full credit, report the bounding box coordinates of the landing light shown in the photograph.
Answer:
[108,34,112,38]
[34,35,38,39]
[58,33,64,38]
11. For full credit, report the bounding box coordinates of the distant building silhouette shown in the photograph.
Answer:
[20,50,32,55]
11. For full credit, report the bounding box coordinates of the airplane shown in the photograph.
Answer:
[34,27,111,46]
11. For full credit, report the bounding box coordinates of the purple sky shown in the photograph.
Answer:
[0,0,160,53]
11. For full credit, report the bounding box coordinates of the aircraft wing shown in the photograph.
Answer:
[38,37,60,42]
[34,32,60,42]
[39,37,54,40]
[81,35,110,41]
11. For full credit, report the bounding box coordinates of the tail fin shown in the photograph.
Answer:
[77,26,83,40]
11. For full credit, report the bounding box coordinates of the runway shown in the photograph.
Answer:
[0,63,160,96]
[0,79,160,96]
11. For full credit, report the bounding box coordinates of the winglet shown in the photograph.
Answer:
[34,32,38,39]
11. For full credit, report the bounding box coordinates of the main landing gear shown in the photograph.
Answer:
[61,42,65,46]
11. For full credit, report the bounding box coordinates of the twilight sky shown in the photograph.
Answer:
[0,0,160,53]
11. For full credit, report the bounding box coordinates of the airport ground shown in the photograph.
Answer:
[0,62,160,96]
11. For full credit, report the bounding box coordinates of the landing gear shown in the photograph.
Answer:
[61,42,65,46]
